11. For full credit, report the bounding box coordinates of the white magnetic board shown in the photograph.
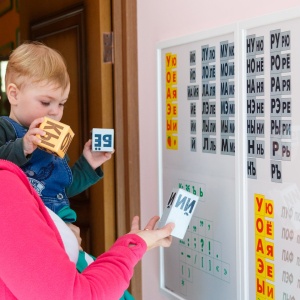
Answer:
[157,7,300,300]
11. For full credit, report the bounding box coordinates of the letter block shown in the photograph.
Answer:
[91,128,114,152]
[158,188,199,239]
[36,117,74,158]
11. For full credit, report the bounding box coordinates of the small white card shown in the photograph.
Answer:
[158,188,199,239]
[91,128,114,152]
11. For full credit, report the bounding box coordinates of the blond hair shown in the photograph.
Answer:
[5,41,70,91]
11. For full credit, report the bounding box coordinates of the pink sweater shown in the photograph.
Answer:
[0,160,147,299]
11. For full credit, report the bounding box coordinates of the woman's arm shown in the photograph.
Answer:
[0,169,145,300]
[0,162,174,300]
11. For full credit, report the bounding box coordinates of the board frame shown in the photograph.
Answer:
[157,6,300,300]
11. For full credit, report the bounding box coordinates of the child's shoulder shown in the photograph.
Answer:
[0,116,13,128]
[0,117,16,140]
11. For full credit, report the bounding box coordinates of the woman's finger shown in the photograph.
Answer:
[143,215,160,230]
[157,222,175,239]
[156,235,173,248]
[130,216,140,232]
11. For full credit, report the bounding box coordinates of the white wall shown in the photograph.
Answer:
[137,1,299,299]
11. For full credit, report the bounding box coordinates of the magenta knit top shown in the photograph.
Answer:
[0,160,146,299]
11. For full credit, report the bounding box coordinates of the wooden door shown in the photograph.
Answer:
[27,2,115,255]
[30,4,92,253]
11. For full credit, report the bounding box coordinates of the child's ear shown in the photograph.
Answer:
[6,83,19,105]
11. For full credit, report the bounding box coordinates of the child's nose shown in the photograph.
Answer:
[49,105,60,116]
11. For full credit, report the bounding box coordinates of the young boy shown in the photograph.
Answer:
[1,41,112,218]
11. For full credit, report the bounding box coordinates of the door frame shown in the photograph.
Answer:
[112,0,141,297]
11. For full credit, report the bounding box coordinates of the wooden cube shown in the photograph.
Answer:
[91,128,114,152]
[36,117,74,158]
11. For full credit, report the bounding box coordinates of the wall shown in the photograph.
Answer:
[137,1,300,299]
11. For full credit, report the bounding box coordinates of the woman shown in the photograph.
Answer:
[0,159,174,299]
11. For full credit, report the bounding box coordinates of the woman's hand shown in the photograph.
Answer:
[129,216,174,251]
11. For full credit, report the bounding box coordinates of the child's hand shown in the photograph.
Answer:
[82,139,114,170]
[66,223,83,250]
[23,117,45,157]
